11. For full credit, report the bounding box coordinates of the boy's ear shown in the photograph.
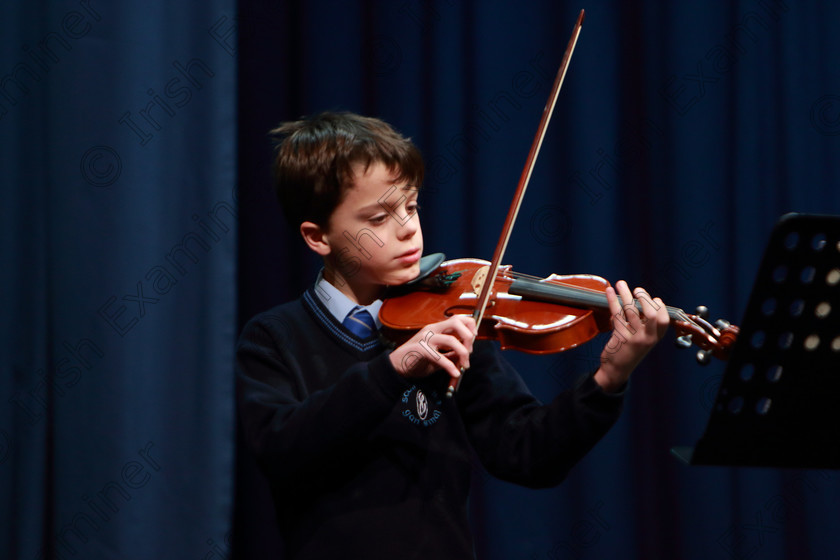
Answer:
[300,221,331,256]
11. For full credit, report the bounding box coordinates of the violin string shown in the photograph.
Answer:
[463,264,732,347]
[501,270,695,325]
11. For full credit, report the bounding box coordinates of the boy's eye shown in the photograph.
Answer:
[367,202,419,225]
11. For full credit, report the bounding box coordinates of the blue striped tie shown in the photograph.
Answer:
[343,308,377,340]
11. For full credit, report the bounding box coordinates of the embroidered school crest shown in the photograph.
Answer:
[400,385,442,427]
[416,390,428,420]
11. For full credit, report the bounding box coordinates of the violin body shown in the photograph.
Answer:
[380,258,613,354]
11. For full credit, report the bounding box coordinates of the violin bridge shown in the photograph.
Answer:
[471,266,490,296]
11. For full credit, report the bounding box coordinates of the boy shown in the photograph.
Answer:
[236,111,669,559]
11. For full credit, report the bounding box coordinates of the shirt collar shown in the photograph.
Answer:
[314,270,383,328]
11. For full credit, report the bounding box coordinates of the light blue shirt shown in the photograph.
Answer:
[313,270,383,328]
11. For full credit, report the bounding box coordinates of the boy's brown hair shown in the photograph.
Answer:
[270,112,424,229]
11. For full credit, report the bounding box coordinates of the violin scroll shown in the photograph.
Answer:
[673,304,740,363]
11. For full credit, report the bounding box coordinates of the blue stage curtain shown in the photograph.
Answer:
[1,1,237,559]
[236,1,840,559]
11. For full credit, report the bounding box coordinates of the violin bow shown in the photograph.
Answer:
[447,9,586,397]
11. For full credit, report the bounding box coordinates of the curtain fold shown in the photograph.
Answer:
[2,1,237,558]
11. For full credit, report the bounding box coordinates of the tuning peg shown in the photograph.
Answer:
[715,319,731,329]
[696,349,712,365]
[675,334,693,349]
[695,305,709,319]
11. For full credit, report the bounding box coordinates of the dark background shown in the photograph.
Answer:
[4,1,840,559]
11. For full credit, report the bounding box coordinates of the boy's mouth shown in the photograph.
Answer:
[395,248,421,264]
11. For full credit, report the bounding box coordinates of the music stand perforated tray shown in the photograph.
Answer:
[673,213,840,468]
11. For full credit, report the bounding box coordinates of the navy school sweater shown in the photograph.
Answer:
[236,287,625,559]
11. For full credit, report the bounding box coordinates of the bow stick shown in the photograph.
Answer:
[447,9,586,397]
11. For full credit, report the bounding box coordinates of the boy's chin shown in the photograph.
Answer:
[385,264,421,286]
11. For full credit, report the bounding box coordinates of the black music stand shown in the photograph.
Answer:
[672,213,840,469]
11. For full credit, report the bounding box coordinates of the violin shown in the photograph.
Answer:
[380,256,739,361]
[378,10,739,396]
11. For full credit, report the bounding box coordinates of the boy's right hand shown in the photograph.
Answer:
[388,316,477,380]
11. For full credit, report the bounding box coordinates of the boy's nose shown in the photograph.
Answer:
[397,215,419,238]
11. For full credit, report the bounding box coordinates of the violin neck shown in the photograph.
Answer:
[508,276,684,322]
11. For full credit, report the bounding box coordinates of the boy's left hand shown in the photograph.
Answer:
[594,280,670,393]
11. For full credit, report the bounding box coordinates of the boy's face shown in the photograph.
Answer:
[317,161,423,301]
